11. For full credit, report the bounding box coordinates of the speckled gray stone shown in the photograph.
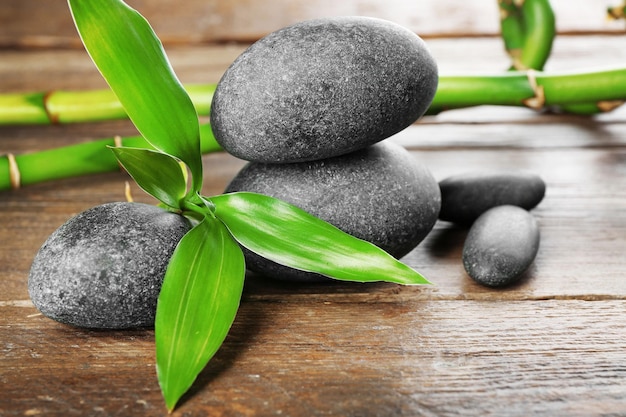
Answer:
[225,141,441,282]
[462,205,540,287]
[28,202,191,329]
[211,16,438,163]
[439,170,546,225]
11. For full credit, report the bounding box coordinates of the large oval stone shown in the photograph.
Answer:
[211,16,438,163]
[225,141,441,281]
[462,205,540,287]
[28,202,191,329]
[439,170,546,225]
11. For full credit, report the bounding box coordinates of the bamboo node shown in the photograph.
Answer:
[42,91,60,125]
[510,52,527,71]
[5,153,21,190]
[597,100,625,112]
[607,6,625,20]
[522,69,546,110]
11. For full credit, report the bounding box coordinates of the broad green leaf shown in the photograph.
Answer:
[68,0,203,191]
[211,192,431,285]
[110,147,187,208]
[155,217,245,412]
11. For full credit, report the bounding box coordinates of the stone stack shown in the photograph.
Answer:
[210,16,441,281]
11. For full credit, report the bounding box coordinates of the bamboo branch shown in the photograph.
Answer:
[498,0,556,71]
[499,1,527,69]
[0,123,221,191]
[497,0,622,114]
[517,0,556,71]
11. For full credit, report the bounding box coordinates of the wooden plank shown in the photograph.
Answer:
[3,35,625,96]
[1,0,624,48]
[403,147,626,299]
[2,299,625,416]
[0,45,246,92]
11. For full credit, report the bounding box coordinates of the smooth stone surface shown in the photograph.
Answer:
[225,141,441,281]
[211,16,438,163]
[28,202,191,329]
[462,205,540,287]
[439,170,546,225]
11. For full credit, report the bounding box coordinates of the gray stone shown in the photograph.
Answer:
[462,205,540,287]
[439,170,546,225]
[211,16,438,163]
[225,141,441,281]
[28,202,191,329]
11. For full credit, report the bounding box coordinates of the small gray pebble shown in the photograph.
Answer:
[462,205,540,287]
[28,202,191,329]
[211,16,438,163]
[225,141,441,282]
[439,170,546,225]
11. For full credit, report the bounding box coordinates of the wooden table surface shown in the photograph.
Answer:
[2,8,626,416]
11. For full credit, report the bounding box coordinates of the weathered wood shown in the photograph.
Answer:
[0,45,245,92]
[1,28,626,417]
[2,299,626,416]
[1,0,624,48]
[3,34,626,95]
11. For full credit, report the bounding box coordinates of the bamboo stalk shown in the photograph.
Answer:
[0,92,49,124]
[0,84,215,125]
[427,66,626,113]
[3,66,626,191]
[0,123,222,191]
[3,65,626,126]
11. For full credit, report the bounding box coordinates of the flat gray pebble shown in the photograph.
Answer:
[439,170,546,225]
[211,16,438,163]
[225,141,441,281]
[462,205,540,287]
[28,202,191,329]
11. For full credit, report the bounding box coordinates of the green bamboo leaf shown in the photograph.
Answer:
[211,192,431,285]
[110,147,187,208]
[68,0,203,191]
[155,217,246,412]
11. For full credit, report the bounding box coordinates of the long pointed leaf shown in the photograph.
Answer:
[155,217,245,412]
[211,192,431,285]
[68,0,203,191]
[111,147,188,208]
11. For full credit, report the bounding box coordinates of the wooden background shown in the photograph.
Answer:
[1,0,625,47]
[1,1,626,416]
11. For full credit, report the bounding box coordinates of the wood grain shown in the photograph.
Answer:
[1,0,624,47]
[2,299,626,416]
[1,14,626,417]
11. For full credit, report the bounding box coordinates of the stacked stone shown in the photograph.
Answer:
[210,16,441,281]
